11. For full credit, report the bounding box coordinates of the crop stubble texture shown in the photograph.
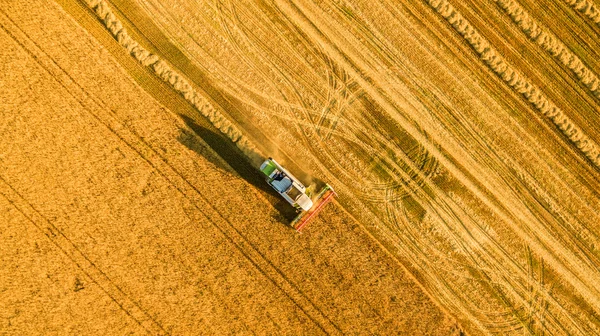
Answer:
[494,0,600,99]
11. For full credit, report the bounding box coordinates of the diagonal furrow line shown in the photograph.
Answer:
[374,0,600,237]
[83,0,263,165]
[286,0,596,334]
[0,13,168,336]
[425,0,600,169]
[381,140,580,334]
[0,176,167,335]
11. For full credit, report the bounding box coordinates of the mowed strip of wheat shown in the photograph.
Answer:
[255,0,600,333]
[449,0,600,156]
[124,1,480,329]
[0,3,329,335]
[515,0,600,100]
[124,3,596,330]
[490,0,600,99]
[0,0,460,334]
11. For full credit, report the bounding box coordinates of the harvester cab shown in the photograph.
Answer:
[259,158,336,232]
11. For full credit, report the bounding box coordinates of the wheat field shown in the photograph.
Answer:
[2,0,600,334]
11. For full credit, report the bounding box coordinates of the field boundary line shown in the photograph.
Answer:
[1,3,341,333]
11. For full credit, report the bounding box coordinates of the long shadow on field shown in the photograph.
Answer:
[178,115,298,225]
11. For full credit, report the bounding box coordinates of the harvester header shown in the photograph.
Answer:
[259,158,336,232]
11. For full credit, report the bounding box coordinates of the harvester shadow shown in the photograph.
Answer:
[177,115,298,225]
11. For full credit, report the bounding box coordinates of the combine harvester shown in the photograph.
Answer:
[259,158,336,232]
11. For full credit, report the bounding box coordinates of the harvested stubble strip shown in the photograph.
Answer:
[563,0,600,24]
[425,0,600,168]
[494,0,600,99]
[84,0,263,165]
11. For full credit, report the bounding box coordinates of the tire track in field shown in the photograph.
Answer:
[98,0,330,178]
[215,0,390,178]
[383,190,499,333]
[134,0,331,125]
[276,3,596,334]
[502,158,600,272]
[186,0,412,203]
[420,0,600,302]
[0,12,169,335]
[209,0,387,194]
[211,0,328,125]
[136,0,441,208]
[563,0,600,25]
[398,0,600,221]
[421,0,600,290]
[379,161,553,334]
[492,0,600,100]
[421,0,600,247]
[159,0,464,328]
[524,246,552,335]
[132,0,319,117]
[3,4,342,333]
[215,0,365,141]
[381,0,600,198]
[314,57,361,141]
[276,0,600,332]
[382,193,496,333]
[56,0,600,332]
[136,0,600,332]
[303,81,581,333]
[375,129,586,334]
